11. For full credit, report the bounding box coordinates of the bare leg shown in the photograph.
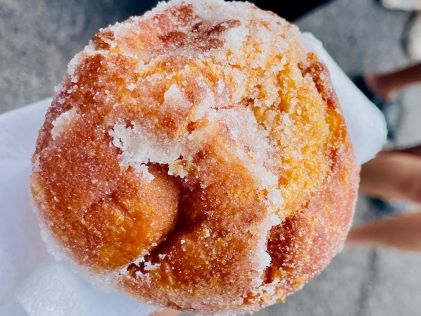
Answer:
[393,144,421,157]
[347,211,421,252]
[349,151,421,252]
[360,151,421,203]
[364,62,421,101]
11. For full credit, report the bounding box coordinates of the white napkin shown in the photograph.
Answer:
[0,35,386,316]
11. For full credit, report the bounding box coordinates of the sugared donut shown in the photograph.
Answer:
[31,0,359,313]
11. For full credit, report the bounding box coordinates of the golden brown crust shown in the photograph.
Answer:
[261,51,359,306]
[31,0,359,313]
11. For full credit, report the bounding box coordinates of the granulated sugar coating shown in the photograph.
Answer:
[31,0,359,313]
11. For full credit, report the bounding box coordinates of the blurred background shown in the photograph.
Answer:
[1,0,421,315]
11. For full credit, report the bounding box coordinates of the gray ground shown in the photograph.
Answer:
[1,0,421,315]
